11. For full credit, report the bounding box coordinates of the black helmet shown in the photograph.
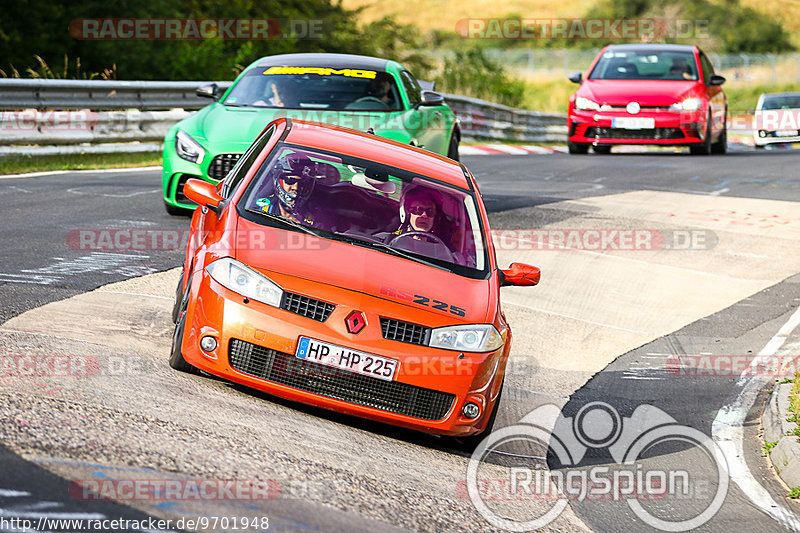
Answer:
[272,154,316,211]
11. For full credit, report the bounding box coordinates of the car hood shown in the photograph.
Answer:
[578,80,699,106]
[190,104,410,152]
[234,218,491,325]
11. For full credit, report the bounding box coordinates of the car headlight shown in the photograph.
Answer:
[669,97,701,112]
[205,258,283,307]
[175,130,206,164]
[575,96,601,111]
[428,324,504,352]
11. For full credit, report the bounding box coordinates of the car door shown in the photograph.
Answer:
[699,50,726,135]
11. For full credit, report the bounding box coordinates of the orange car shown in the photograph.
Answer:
[169,118,540,448]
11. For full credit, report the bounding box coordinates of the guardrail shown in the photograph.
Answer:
[0,79,567,156]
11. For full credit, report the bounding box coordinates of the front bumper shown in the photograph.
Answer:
[568,109,706,146]
[181,272,506,437]
[753,130,800,147]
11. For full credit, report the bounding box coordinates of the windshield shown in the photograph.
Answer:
[238,144,488,277]
[589,50,698,81]
[223,67,402,111]
[761,95,800,110]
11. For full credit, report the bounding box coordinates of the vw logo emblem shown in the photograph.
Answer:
[626,102,640,114]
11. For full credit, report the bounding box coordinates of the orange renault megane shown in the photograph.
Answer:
[169,118,540,448]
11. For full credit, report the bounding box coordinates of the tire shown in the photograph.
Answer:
[711,121,727,154]
[453,382,504,453]
[169,273,196,373]
[593,145,612,154]
[568,141,589,154]
[447,133,460,161]
[164,200,192,217]
[690,114,713,155]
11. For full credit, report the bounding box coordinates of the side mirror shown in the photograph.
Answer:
[196,83,219,100]
[499,263,541,287]
[184,178,224,214]
[419,90,445,107]
[709,74,726,86]
[568,72,583,84]
[418,80,436,91]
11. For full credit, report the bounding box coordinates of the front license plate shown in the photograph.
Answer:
[776,130,798,137]
[612,117,655,129]
[295,337,398,381]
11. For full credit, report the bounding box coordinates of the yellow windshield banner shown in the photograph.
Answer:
[263,66,377,79]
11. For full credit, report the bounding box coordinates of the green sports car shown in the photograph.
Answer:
[162,53,461,215]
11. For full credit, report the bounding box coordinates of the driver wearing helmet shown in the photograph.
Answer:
[256,154,320,226]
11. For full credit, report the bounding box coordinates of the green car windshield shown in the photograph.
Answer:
[223,68,403,111]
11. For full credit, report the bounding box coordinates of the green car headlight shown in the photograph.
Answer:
[175,130,206,164]
[428,324,504,352]
[206,258,283,307]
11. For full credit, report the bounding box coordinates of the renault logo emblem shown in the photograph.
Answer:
[626,102,640,114]
[345,311,366,334]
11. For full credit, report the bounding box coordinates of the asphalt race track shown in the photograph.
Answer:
[1,145,800,532]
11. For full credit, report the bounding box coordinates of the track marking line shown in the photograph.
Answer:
[503,300,656,335]
[101,291,172,301]
[0,166,161,180]
[712,304,800,530]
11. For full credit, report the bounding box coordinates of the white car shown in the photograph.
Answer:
[753,92,800,148]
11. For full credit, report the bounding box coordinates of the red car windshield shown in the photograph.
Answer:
[223,69,402,111]
[589,50,698,81]
[238,144,488,276]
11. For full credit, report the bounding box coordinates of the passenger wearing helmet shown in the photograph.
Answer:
[382,186,455,262]
[396,187,440,236]
[256,154,320,226]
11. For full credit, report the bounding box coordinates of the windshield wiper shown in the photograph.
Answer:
[245,208,324,239]
[336,234,453,272]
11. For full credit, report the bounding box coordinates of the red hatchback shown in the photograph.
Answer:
[567,44,727,155]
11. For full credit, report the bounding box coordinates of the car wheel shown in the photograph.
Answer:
[711,121,727,154]
[568,141,589,154]
[164,200,192,217]
[593,145,612,154]
[169,273,196,373]
[453,382,504,453]
[690,115,713,155]
[447,133,460,161]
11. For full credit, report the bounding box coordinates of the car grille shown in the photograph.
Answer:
[281,292,335,322]
[228,339,456,421]
[208,153,241,180]
[585,127,685,140]
[174,174,197,205]
[380,317,430,346]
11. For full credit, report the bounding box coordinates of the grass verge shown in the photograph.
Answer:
[0,152,162,175]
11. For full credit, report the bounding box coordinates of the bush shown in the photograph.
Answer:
[435,49,526,107]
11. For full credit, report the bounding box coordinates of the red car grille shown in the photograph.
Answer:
[228,339,456,421]
[585,127,685,140]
